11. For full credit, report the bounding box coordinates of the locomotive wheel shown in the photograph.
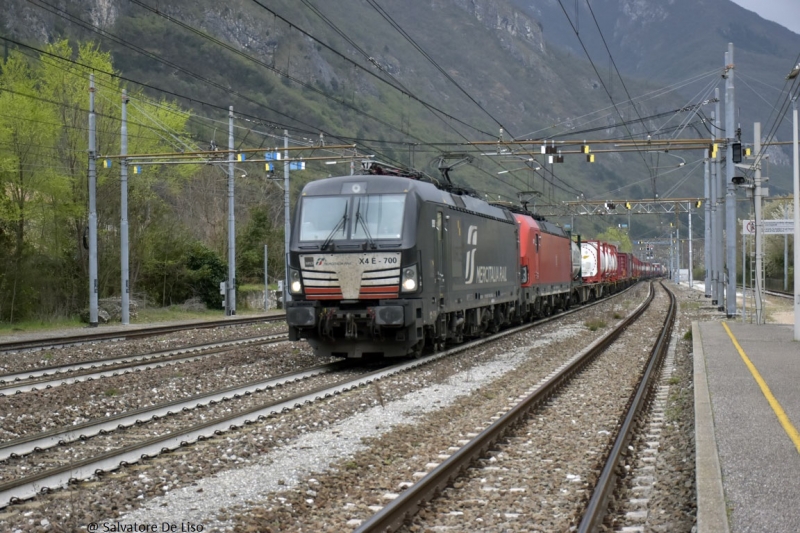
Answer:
[410,340,425,359]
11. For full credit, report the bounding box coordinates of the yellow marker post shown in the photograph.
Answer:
[722,322,800,454]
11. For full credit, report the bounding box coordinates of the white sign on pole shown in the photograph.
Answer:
[742,219,795,235]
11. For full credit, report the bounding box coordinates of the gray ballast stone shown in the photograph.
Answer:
[113,346,537,529]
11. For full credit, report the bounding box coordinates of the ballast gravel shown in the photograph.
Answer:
[116,346,534,528]
[0,288,645,532]
[113,293,644,530]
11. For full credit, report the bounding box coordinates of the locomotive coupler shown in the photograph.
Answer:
[366,308,381,338]
[345,312,357,339]
[319,308,336,341]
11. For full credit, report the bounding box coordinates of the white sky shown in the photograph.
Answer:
[731,0,800,35]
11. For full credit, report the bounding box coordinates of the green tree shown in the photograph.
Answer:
[237,205,284,285]
[0,53,59,321]
[0,41,194,322]
[762,197,794,288]
[595,226,633,253]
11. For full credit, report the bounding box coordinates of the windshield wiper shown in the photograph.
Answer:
[321,203,348,250]
[355,198,377,250]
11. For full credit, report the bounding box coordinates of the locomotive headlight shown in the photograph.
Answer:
[289,269,303,294]
[401,264,418,292]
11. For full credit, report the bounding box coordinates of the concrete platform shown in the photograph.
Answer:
[694,320,800,533]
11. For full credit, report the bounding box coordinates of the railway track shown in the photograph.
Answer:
[0,360,354,494]
[0,285,643,511]
[764,288,793,300]
[352,281,675,532]
[0,355,430,507]
[0,332,288,396]
[0,314,286,354]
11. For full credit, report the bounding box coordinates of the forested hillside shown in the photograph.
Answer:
[1,0,797,321]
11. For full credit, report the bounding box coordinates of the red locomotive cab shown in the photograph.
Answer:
[514,213,572,287]
[515,214,537,287]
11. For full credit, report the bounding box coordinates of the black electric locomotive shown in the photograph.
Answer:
[285,172,520,358]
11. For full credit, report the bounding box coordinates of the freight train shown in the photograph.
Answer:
[285,168,661,358]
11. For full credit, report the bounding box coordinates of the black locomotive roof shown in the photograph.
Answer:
[301,174,512,222]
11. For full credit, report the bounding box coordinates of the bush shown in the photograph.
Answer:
[186,243,228,309]
[584,319,606,331]
[139,237,228,309]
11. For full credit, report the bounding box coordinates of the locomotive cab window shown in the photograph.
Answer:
[299,194,406,242]
[351,194,406,240]
[299,196,349,242]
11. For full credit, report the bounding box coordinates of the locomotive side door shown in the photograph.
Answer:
[435,210,445,308]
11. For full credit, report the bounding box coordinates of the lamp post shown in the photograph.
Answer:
[793,97,800,339]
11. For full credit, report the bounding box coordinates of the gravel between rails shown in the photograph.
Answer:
[603,281,725,533]
[0,288,645,532]
[0,364,367,483]
[391,285,669,532]
[0,339,329,444]
[0,322,287,375]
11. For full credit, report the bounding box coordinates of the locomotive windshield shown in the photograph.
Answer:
[299,196,349,242]
[298,194,406,242]
[352,194,405,240]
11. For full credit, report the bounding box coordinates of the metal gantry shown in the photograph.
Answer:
[87,88,365,320]
[85,42,773,324]
[532,198,703,218]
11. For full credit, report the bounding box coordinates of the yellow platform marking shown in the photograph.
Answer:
[722,322,800,454]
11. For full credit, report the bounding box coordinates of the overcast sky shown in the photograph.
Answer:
[731,0,800,35]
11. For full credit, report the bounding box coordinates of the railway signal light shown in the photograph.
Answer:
[732,142,742,163]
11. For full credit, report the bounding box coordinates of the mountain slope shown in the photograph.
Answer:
[514,0,800,194]
[4,0,796,226]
